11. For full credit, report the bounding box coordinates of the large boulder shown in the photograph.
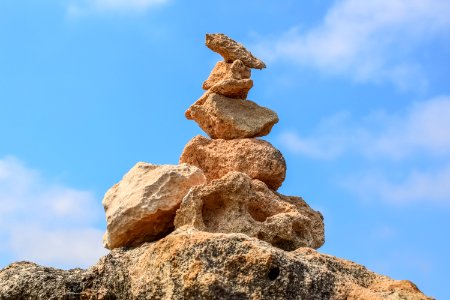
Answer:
[175,172,324,251]
[0,227,433,299]
[206,33,266,69]
[102,162,206,249]
[186,92,279,139]
[202,60,251,90]
[179,135,286,190]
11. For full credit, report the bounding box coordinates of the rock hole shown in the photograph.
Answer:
[267,266,280,281]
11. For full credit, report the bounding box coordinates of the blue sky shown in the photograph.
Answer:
[1,0,449,298]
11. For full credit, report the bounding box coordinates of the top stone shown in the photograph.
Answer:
[206,33,266,69]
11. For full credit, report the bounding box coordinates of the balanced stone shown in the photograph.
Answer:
[206,33,266,69]
[102,162,206,249]
[179,135,286,190]
[203,60,251,90]
[186,92,278,139]
[175,172,324,251]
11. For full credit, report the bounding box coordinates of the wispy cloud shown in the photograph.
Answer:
[0,156,107,269]
[279,96,450,160]
[255,0,450,89]
[68,0,170,16]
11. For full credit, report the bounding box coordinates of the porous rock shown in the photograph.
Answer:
[179,135,286,190]
[102,162,206,249]
[0,227,433,299]
[174,172,324,250]
[209,78,253,99]
[206,33,266,69]
[186,92,279,139]
[203,60,251,90]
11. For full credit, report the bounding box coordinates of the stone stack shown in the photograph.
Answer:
[101,33,324,252]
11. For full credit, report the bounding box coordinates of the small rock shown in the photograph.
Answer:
[102,162,206,249]
[206,33,266,69]
[186,92,279,139]
[174,172,324,250]
[203,60,251,90]
[179,135,286,190]
[209,78,253,99]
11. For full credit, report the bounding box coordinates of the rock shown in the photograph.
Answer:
[202,60,251,90]
[174,172,324,250]
[185,90,212,119]
[186,92,278,139]
[206,33,266,69]
[179,135,286,190]
[209,78,253,99]
[102,162,206,249]
[0,227,433,300]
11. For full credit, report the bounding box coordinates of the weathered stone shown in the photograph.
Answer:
[179,135,286,190]
[203,60,251,90]
[206,33,266,69]
[0,227,433,299]
[209,78,253,99]
[175,172,324,250]
[102,162,206,249]
[185,90,212,119]
[186,92,279,139]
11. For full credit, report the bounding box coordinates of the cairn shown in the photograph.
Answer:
[102,33,324,252]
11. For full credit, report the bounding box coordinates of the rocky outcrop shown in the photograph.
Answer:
[185,92,278,139]
[179,135,286,190]
[0,227,433,300]
[174,172,324,250]
[206,33,266,69]
[102,162,206,249]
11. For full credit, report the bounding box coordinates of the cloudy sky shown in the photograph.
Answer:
[1,0,449,298]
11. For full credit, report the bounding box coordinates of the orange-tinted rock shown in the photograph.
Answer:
[186,93,278,139]
[179,135,286,190]
[206,33,266,69]
[203,60,251,90]
[209,78,253,99]
[174,172,324,250]
[102,162,206,249]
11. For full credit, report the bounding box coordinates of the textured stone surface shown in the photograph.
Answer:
[0,227,433,300]
[209,78,253,99]
[175,172,324,250]
[203,60,251,90]
[186,92,278,139]
[102,162,206,249]
[179,135,286,190]
[206,33,266,69]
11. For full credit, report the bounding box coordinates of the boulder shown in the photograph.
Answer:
[0,227,433,300]
[174,172,324,250]
[102,162,206,249]
[202,60,251,90]
[186,93,278,139]
[209,78,253,99]
[206,33,266,69]
[179,135,286,190]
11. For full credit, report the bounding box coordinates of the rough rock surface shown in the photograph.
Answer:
[175,172,324,250]
[202,60,251,90]
[179,135,286,190]
[186,92,279,139]
[206,33,266,69]
[209,78,253,99]
[102,162,206,249]
[0,227,433,300]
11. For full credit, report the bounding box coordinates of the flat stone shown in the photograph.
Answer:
[209,78,253,99]
[186,92,278,139]
[179,135,286,190]
[102,162,206,249]
[206,33,266,69]
[174,172,324,251]
[203,60,251,90]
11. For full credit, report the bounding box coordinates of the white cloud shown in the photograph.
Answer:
[0,156,107,269]
[279,96,450,160]
[255,0,450,88]
[68,0,169,16]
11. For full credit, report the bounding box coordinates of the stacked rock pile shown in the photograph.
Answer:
[102,33,324,252]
